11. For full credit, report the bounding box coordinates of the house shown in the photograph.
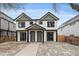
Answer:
[0,11,16,42]
[58,15,79,37]
[15,12,59,42]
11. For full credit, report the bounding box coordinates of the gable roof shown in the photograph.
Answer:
[26,24,46,30]
[59,14,79,29]
[15,12,59,21]
[15,13,32,21]
[40,12,59,21]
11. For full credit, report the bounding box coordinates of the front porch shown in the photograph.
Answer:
[17,24,57,42]
[17,30,57,42]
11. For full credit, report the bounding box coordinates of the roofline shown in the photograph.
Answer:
[40,12,59,21]
[15,12,59,21]
[15,12,32,21]
[58,15,79,29]
[0,11,15,24]
[0,11,14,20]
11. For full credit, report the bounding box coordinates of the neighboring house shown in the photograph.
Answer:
[58,15,79,37]
[0,11,16,42]
[15,12,59,42]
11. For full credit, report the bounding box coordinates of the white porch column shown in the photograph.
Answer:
[29,31,30,42]
[17,31,20,41]
[44,31,47,42]
[54,31,56,42]
[35,31,37,42]
[26,31,27,42]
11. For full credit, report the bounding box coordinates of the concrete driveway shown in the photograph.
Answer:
[15,43,40,56]
[0,42,79,56]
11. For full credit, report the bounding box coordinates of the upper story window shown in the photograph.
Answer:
[39,21,43,24]
[30,21,33,25]
[47,21,55,27]
[18,22,25,28]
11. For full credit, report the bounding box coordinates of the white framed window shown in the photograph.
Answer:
[18,22,25,28]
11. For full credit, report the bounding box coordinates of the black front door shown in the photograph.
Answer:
[20,32,26,41]
[47,32,53,41]
[30,31,35,42]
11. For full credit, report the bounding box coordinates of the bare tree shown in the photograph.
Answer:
[69,3,79,11]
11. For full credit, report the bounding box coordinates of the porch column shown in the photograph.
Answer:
[17,31,20,41]
[26,31,27,42]
[54,31,56,42]
[29,31,30,42]
[44,31,47,42]
[35,31,37,42]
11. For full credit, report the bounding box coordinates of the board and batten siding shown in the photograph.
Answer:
[58,21,79,36]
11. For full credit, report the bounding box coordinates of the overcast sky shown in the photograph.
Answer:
[1,3,79,26]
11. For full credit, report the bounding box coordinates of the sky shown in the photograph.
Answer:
[1,3,79,26]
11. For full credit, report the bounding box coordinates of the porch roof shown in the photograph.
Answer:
[26,24,46,30]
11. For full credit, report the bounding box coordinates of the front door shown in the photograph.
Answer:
[47,32,53,41]
[30,31,35,42]
[20,32,26,41]
[37,31,43,42]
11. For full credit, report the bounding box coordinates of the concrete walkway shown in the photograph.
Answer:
[15,43,40,56]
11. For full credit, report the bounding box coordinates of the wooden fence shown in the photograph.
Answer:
[0,36,16,43]
[65,36,79,45]
[58,35,79,45]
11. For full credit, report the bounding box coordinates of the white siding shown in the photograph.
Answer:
[16,21,58,30]
[1,19,8,30]
[9,22,16,31]
[58,21,79,36]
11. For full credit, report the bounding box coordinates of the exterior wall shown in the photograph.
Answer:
[9,22,16,31]
[16,21,58,30]
[1,19,8,30]
[0,12,16,42]
[58,21,79,36]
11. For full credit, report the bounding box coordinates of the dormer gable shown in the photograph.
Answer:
[15,13,32,21]
[40,12,59,21]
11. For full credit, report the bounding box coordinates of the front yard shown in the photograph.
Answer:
[0,41,79,56]
[0,42,27,56]
[36,42,79,56]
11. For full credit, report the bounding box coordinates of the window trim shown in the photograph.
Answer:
[18,22,25,28]
[47,21,55,27]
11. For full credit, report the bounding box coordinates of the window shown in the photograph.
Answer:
[30,21,33,25]
[18,22,25,28]
[47,21,55,27]
[39,21,43,24]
